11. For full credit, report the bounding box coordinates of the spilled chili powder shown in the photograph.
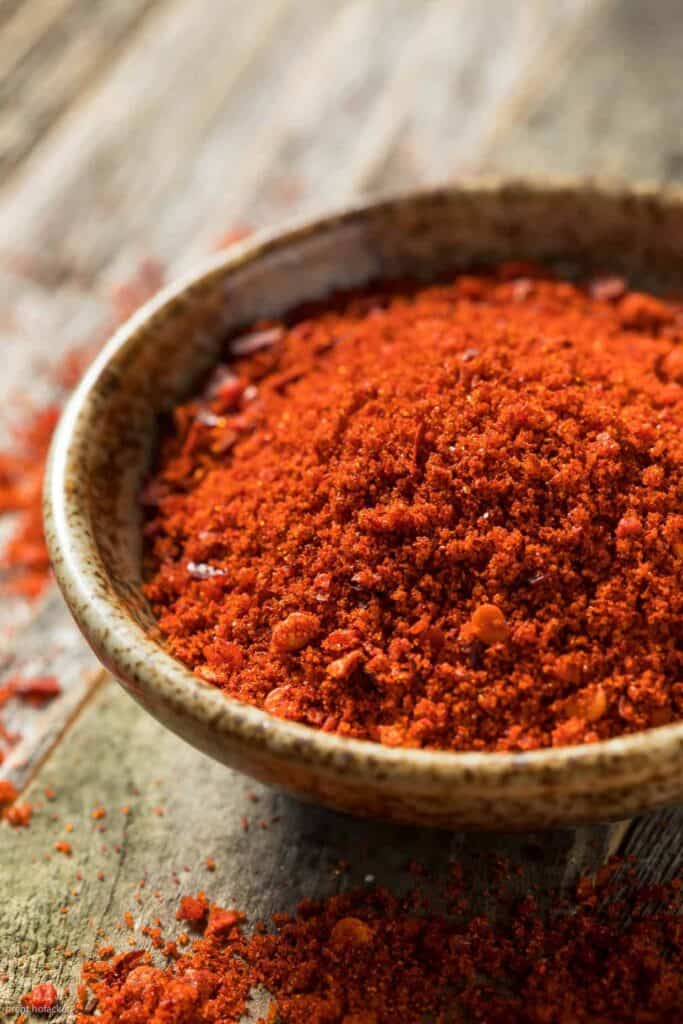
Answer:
[0,258,165,604]
[0,405,61,600]
[75,867,682,1023]
[143,268,683,751]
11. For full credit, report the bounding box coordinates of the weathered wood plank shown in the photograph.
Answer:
[0,0,24,29]
[187,0,598,254]
[0,0,76,87]
[0,0,296,281]
[614,807,683,883]
[475,0,683,183]
[358,0,600,193]
[0,0,164,181]
[0,679,632,1021]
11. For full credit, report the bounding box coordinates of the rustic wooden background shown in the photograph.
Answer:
[1,0,683,1019]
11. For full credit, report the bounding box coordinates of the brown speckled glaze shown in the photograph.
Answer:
[44,181,683,829]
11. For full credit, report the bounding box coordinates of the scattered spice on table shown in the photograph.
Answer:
[0,405,61,601]
[75,864,682,1023]
[176,892,209,925]
[0,673,61,708]
[0,260,165,777]
[0,778,18,806]
[143,267,683,752]
[0,776,32,828]
[3,800,32,827]
[0,258,165,604]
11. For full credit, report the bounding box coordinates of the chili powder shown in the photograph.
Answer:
[143,268,683,751]
[75,867,682,1023]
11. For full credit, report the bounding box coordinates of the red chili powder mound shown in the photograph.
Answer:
[76,870,682,1023]
[142,268,683,752]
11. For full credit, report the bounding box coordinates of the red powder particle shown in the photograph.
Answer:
[271,612,320,655]
[54,841,72,855]
[21,982,58,1012]
[91,807,106,820]
[176,893,209,925]
[0,779,18,805]
[205,907,244,938]
[327,649,364,681]
[466,603,509,645]
[619,291,675,329]
[7,674,61,706]
[3,801,32,827]
[141,926,164,948]
[329,916,375,949]
[142,270,683,753]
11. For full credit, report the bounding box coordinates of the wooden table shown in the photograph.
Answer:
[1,1,682,1018]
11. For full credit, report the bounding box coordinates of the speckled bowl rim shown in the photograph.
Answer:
[45,178,683,796]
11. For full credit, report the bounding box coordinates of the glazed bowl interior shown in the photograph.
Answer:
[45,181,683,829]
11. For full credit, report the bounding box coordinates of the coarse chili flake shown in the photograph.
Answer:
[142,268,683,752]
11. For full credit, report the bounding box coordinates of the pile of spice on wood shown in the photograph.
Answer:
[142,267,683,752]
[75,865,682,1023]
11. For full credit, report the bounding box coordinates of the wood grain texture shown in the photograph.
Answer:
[360,0,600,193]
[0,0,164,181]
[476,0,683,183]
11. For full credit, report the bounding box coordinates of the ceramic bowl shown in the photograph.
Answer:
[45,180,683,829]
